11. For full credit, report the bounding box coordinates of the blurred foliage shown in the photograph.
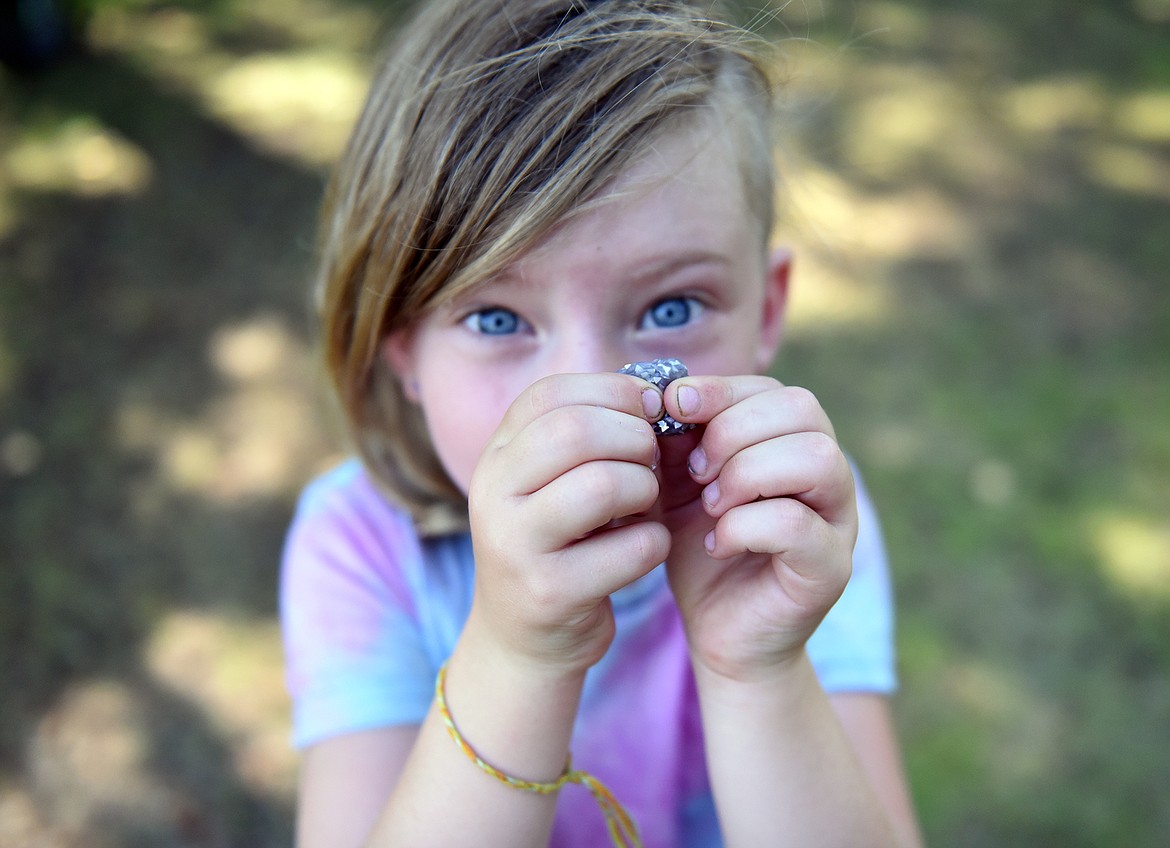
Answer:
[760,1,1170,845]
[1,0,1168,845]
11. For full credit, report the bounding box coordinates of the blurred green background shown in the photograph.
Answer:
[1,0,1167,845]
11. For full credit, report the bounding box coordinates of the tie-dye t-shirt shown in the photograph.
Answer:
[280,459,896,848]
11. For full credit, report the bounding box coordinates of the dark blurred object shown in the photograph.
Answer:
[0,0,86,71]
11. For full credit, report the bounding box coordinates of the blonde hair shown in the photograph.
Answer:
[316,0,778,535]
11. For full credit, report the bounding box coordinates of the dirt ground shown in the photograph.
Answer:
[1,1,1168,846]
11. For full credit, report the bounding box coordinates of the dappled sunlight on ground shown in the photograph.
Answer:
[1085,141,1170,201]
[89,1,374,169]
[941,659,1067,787]
[1113,89,1170,143]
[7,658,295,846]
[117,314,340,503]
[25,681,173,839]
[204,52,370,167]
[769,3,1170,842]
[144,610,298,798]
[1092,513,1170,604]
[784,165,970,262]
[4,118,154,198]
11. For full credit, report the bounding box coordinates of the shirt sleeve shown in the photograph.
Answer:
[279,463,436,748]
[806,465,898,694]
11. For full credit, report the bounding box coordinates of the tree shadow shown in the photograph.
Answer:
[0,23,339,843]
[24,671,293,847]
[765,2,1170,844]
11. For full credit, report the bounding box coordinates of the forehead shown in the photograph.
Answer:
[428,111,768,316]
[520,119,756,267]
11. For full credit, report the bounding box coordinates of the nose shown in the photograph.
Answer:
[545,327,615,376]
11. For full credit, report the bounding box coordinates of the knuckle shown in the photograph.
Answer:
[716,451,746,492]
[526,374,559,407]
[576,463,623,510]
[546,406,594,452]
[588,463,656,515]
[524,570,561,610]
[756,374,784,392]
[774,497,817,538]
[700,415,730,457]
[631,467,661,509]
[783,385,821,421]
[631,522,670,566]
[803,430,842,470]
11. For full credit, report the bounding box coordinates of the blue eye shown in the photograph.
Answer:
[464,307,521,335]
[641,297,703,330]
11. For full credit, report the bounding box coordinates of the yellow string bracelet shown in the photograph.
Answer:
[435,662,643,848]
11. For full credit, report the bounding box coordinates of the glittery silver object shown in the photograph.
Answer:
[618,358,695,436]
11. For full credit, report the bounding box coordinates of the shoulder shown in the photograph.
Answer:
[289,458,414,541]
[280,461,450,746]
[281,459,424,613]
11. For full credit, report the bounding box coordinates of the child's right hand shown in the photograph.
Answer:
[465,373,670,673]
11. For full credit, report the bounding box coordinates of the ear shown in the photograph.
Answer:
[756,246,792,371]
[381,330,421,403]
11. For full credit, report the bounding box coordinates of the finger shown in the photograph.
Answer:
[706,498,852,608]
[492,373,664,446]
[557,520,672,599]
[663,374,783,427]
[527,460,661,550]
[504,405,659,495]
[683,385,837,484]
[701,431,857,529]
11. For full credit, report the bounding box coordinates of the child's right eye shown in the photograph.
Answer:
[462,307,523,335]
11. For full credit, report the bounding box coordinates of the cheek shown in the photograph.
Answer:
[416,375,515,494]
[687,323,765,376]
[422,414,487,494]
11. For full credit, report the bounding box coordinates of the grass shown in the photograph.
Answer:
[1,0,1167,845]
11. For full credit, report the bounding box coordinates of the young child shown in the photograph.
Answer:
[281,1,922,846]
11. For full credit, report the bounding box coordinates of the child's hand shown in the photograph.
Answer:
[465,373,670,673]
[656,376,858,682]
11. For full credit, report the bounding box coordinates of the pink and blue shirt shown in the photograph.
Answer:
[280,459,896,847]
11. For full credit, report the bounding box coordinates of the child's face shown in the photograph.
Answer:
[385,120,790,495]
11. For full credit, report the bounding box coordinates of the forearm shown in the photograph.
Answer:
[695,652,902,848]
[367,632,586,848]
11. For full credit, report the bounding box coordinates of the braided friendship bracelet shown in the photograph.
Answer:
[434,662,643,848]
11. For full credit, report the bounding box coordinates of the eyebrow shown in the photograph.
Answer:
[484,249,732,292]
[626,251,732,287]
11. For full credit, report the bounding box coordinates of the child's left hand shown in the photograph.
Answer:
[654,376,858,683]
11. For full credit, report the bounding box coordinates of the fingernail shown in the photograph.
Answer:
[642,387,663,419]
[687,446,707,477]
[702,480,719,506]
[704,530,715,553]
[651,442,661,472]
[677,385,699,417]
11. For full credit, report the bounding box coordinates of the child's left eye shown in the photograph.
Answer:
[640,296,704,330]
[462,307,524,335]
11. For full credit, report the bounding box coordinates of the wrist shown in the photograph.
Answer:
[440,636,588,788]
[691,647,818,710]
[454,615,592,691]
[462,598,614,679]
[437,646,641,848]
